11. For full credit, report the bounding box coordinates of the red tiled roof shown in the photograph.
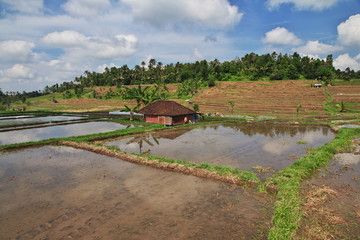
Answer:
[138,100,195,116]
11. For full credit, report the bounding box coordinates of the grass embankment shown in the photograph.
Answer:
[263,128,360,240]
[60,140,260,186]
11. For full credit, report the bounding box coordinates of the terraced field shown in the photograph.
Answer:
[191,80,329,118]
[328,85,360,112]
[21,80,360,120]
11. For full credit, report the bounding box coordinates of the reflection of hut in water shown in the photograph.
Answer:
[153,128,191,140]
[138,100,196,126]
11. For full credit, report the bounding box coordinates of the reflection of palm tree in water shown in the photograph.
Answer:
[126,134,159,154]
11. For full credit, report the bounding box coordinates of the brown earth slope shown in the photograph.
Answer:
[191,80,328,118]
[24,80,360,120]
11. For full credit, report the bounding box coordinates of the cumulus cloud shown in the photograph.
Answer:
[0,40,36,62]
[62,0,111,17]
[338,14,360,49]
[0,64,34,83]
[41,30,87,47]
[121,0,243,29]
[262,27,302,46]
[266,0,342,11]
[42,30,138,60]
[192,48,204,59]
[333,53,360,71]
[292,40,343,56]
[0,0,44,14]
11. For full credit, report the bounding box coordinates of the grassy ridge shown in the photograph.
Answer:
[139,154,260,184]
[264,128,359,240]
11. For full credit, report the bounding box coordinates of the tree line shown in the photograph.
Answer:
[44,52,360,95]
[1,52,360,109]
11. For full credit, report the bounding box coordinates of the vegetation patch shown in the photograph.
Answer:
[263,128,359,240]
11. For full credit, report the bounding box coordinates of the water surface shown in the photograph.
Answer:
[0,146,272,239]
[0,115,86,126]
[0,121,132,145]
[105,123,334,172]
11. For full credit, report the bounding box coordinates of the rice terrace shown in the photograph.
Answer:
[1,76,360,240]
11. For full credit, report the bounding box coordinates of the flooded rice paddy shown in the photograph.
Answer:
[0,115,85,127]
[105,123,334,173]
[0,146,272,240]
[0,121,132,145]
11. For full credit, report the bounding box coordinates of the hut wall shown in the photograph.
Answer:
[145,115,158,123]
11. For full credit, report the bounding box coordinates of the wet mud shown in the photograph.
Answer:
[105,123,334,175]
[0,146,273,240]
[296,138,360,239]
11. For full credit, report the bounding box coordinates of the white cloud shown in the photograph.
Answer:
[192,48,204,59]
[292,40,343,55]
[42,30,138,60]
[97,63,116,72]
[41,30,87,47]
[266,0,342,11]
[121,0,243,29]
[0,64,34,83]
[338,14,360,49]
[0,0,44,14]
[62,0,111,17]
[333,53,360,71]
[0,40,35,62]
[262,27,302,46]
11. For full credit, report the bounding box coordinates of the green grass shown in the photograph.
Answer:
[296,140,307,144]
[332,79,360,86]
[136,153,260,184]
[263,128,360,240]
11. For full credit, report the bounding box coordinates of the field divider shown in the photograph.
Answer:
[262,128,360,240]
[59,140,260,187]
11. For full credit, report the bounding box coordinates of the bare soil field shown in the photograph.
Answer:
[192,80,329,118]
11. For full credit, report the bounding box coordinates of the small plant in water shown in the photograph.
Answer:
[252,165,273,173]
[297,140,307,144]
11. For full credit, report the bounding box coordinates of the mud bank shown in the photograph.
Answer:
[60,140,258,187]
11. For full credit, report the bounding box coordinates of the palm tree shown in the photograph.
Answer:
[123,105,139,121]
[122,84,161,108]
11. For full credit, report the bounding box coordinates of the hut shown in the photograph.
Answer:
[138,100,196,126]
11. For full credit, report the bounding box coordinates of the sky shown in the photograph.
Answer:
[0,0,359,92]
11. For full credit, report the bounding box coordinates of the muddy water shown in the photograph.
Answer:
[105,123,334,172]
[0,122,132,145]
[0,146,272,240]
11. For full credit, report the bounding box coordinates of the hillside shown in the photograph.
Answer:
[15,80,360,120]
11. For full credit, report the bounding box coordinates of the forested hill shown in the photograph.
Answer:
[43,52,360,94]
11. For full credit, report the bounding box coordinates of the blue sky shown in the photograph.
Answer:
[0,0,359,92]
